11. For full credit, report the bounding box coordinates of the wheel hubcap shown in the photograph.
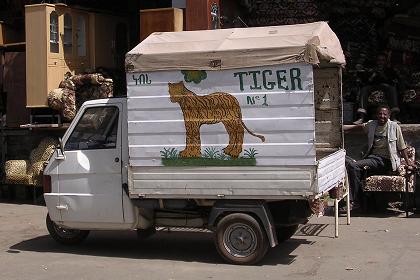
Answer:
[223,223,257,258]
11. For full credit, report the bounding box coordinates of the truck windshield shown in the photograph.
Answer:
[64,106,119,151]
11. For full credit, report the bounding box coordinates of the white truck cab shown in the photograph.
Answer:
[44,98,137,230]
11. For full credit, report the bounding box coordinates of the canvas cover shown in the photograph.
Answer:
[126,21,345,72]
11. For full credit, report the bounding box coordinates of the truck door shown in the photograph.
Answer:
[57,104,124,225]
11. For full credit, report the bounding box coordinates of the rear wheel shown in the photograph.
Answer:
[214,213,268,265]
[276,224,299,243]
[46,214,89,245]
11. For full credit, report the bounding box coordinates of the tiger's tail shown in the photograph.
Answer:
[241,121,265,142]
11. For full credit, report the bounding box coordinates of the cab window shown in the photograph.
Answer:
[65,106,119,151]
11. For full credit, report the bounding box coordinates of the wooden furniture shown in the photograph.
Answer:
[140,8,183,41]
[362,146,417,217]
[186,0,220,31]
[0,22,23,46]
[3,52,30,127]
[25,4,128,108]
[4,137,58,203]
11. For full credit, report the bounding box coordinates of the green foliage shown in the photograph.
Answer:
[160,148,179,159]
[181,70,207,84]
[160,146,259,166]
[243,148,258,159]
[162,157,256,167]
[217,153,231,161]
[202,147,220,159]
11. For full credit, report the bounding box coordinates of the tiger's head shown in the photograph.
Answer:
[168,81,186,103]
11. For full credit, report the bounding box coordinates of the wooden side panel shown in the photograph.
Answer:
[47,64,65,90]
[4,52,30,127]
[0,23,4,45]
[72,11,90,73]
[186,0,220,31]
[0,22,24,45]
[93,14,128,69]
[313,67,343,159]
[140,8,183,41]
[25,5,49,107]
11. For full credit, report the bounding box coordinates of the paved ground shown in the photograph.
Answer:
[0,201,419,280]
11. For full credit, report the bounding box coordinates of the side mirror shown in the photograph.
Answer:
[55,137,66,160]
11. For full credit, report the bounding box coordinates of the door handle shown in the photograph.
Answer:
[56,205,68,211]
[115,157,120,162]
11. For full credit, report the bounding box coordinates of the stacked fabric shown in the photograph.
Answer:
[48,73,113,121]
[5,137,58,186]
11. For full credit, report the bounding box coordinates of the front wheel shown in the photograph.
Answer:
[214,213,268,265]
[46,214,89,245]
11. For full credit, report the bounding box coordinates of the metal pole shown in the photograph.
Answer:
[334,198,339,238]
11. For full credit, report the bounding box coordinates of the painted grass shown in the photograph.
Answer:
[162,157,256,166]
[160,147,258,166]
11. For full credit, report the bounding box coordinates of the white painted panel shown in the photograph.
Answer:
[127,105,315,121]
[129,144,314,157]
[128,166,315,198]
[129,144,315,169]
[316,149,346,193]
[128,131,314,146]
[130,167,313,180]
[128,118,314,134]
[129,157,316,167]
[127,63,317,197]
[127,65,313,95]
[127,91,315,110]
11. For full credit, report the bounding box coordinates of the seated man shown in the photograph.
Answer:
[344,104,415,210]
[354,53,400,124]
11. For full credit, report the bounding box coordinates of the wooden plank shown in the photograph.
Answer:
[4,52,30,127]
[140,8,183,41]
[185,0,220,31]
[25,4,48,107]
[20,123,69,129]
[314,67,343,153]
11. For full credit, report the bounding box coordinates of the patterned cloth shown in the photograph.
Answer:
[309,197,328,217]
[5,137,58,186]
[367,90,386,104]
[48,73,113,121]
[329,180,347,200]
[363,147,416,193]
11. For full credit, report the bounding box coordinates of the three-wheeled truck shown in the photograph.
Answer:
[43,22,348,265]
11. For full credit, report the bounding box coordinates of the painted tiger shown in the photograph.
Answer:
[168,81,265,158]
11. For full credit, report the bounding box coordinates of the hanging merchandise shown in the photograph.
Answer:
[48,73,113,121]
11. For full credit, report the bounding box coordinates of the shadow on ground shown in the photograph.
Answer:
[9,230,313,266]
[295,224,332,238]
[322,205,419,219]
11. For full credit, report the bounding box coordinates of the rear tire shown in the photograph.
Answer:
[46,214,89,245]
[214,213,268,265]
[276,224,299,243]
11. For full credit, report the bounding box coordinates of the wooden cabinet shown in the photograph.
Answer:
[140,8,183,41]
[0,22,24,45]
[3,52,30,127]
[25,4,128,107]
[186,0,220,31]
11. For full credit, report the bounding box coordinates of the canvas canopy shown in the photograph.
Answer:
[126,21,345,72]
